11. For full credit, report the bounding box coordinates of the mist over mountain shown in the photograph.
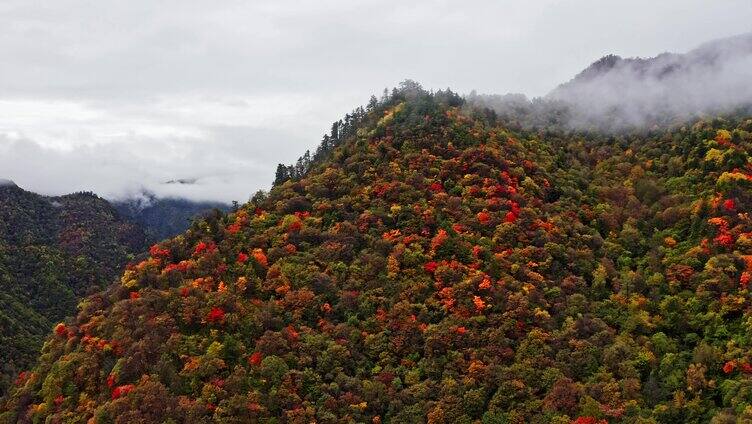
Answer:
[469,32,752,131]
[112,191,230,241]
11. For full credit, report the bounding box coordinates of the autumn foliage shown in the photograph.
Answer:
[5,84,752,423]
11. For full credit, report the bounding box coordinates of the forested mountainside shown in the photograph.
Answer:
[0,185,147,396]
[113,192,230,242]
[3,84,752,423]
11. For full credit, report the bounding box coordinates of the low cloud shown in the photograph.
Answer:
[0,93,326,202]
[0,124,308,203]
[470,33,752,131]
[548,33,752,129]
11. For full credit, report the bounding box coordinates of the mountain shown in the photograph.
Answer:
[112,192,230,242]
[547,32,752,129]
[561,33,752,86]
[0,185,227,396]
[3,83,752,423]
[468,33,752,132]
[0,185,147,396]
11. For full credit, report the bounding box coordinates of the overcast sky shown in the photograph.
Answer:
[0,0,750,202]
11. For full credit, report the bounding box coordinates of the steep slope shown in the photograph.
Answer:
[0,185,147,395]
[113,192,230,242]
[3,86,752,423]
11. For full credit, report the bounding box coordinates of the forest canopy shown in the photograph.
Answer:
[3,82,752,423]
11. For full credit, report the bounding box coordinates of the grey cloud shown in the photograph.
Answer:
[0,124,306,202]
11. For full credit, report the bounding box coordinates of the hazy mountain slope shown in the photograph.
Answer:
[548,32,752,129]
[113,192,230,242]
[3,86,752,422]
[0,184,147,395]
[468,33,752,132]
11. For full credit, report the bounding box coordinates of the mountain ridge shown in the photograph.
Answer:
[466,32,752,132]
[547,32,752,129]
[557,32,752,89]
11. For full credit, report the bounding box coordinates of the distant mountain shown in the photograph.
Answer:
[467,33,752,131]
[0,184,147,395]
[563,33,752,86]
[548,32,752,129]
[113,192,230,242]
[0,184,228,395]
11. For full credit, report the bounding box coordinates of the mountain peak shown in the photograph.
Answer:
[543,32,752,129]
[571,54,624,82]
[566,32,752,88]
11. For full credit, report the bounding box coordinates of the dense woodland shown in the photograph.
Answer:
[0,187,147,396]
[3,82,752,423]
[0,185,226,398]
